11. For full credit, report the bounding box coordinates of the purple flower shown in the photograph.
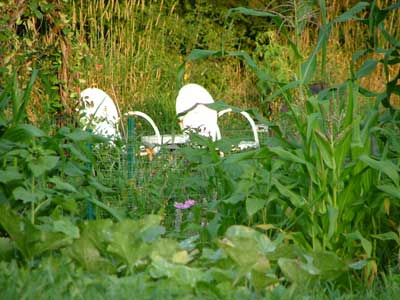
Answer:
[174,199,196,210]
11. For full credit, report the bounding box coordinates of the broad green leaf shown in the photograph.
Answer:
[0,237,14,260]
[278,258,316,283]
[149,254,209,287]
[0,167,24,183]
[62,144,90,163]
[306,113,320,144]
[355,59,378,79]
[172,250,191,264]
[52,219,80,239]
[65,235,116,273]
[272,178,304,207]
[371,232,399,243]
[348,259,368,270]
[223,225,275,262]
[86,197,123,221]
[314,130,335,169]
[49,176,78,193]
[0,205,37,259]
[88,177,113,193]
[327,206,338,240]
[345,231,372,257]
[106,220,145,266]
[28,155,59,177]
[226,7,277,18]
[2,124,45,142]
[13,186,44,203]
[332,2,369,24]
[80,219,114,252]
[140,225,165,243]
[65,129,107,143]
[269,147,306,164]
[343,81,357,127]
[301,25,329,85]
[267,80,302,102]
[223,192,246,204]
[359,155,399,184]
[32,230,75,257]
[377,185,400,199]
[378,23,400,48]
[246,197,266,216]
[334,125,352,174]
[305,162,318,184]
[11,69,38,125]
[311,251,347,280]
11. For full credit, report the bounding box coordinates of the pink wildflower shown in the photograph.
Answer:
[174,199,196,210]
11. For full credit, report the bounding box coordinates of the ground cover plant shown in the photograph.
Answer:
[0,1,400,299]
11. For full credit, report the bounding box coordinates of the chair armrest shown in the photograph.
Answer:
[217,108,260,148]
[124,111,162,154]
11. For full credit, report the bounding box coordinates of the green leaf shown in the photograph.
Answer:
[272,178,304,207]
[0,237,14,260]
[2,124,46,142]
[64,129,92,141]
[377,185,400,199]
[49,176,78,193]
[355,59,378,79]
[65,234,116,273]
[371,232,400,244]
[88,177,113,193]
[246,198,266,216]
[278,258,315,283]
[0,205,37,259]
[85,197,123,221]
[149,254,209,287]
[52,219,80,239]
[311,251,347,280]
[348,259,368,270]
[140,225,165,243]
[14,69,39,125]
[0,167,24,183]
[302,24,331,85]
[28,155,59,177]
[306,113,320,144]
[332,2,369,24]
[269,147,307,164]
[359,155,399,184]
[220,225,272,273]
[314,130,335,169]
[64,161,86,176]
[327,206,338,240]
[62,144,91,163]
[13,186,44,203]
[345,231,372,257]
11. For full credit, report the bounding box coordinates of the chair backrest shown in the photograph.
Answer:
[176,83,221,141]
[80,88,120,139]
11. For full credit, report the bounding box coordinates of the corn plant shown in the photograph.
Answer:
[176,1,400,284]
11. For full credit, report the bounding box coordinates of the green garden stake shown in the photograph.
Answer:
[86,130,95,220]
[127,116,135,206]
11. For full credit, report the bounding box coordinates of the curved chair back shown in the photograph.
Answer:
[176,83,221,141]
[80,88,120,139]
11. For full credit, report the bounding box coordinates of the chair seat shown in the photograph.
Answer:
[141,134,190,147]
[236,140,259,151]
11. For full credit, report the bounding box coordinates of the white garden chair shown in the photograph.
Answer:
[79,84,263,156]
[79,88,162,152]
[140,83,221,149]
[79,88,121,138]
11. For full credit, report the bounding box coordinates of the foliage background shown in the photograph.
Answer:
[1,0,398,130]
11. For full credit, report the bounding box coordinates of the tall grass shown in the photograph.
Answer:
[72,0,260,131]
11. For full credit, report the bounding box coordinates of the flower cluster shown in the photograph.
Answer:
[174,199,196,210]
